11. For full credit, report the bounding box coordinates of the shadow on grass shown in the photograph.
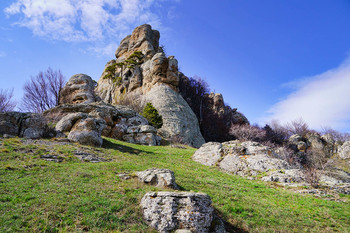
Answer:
[214,208,249,233]
[102,138,154,156]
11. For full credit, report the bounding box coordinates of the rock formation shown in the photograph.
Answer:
[45,74,161,146]
[338,141,350,159]
[59,74,99,104]
[96,24,211,147]
[95,24,205,147]
[45,101,161,147]
[193,140,350,193]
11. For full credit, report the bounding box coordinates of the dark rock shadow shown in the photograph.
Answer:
[102,138,154,155]
[213,208,250,233]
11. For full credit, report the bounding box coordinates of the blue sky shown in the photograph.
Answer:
[1,0,350,131]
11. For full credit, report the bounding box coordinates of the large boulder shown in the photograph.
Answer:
[192,142,223,166]
[59,74,98,105]
[136,168,178,189]
[68,117,106,147]
[141,191,217,233]
[144,85,205,148]
[338,141,350,159]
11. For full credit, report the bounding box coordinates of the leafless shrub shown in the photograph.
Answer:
[303,167,320,188]
[273,145,303,168]
[304,147,332,170]
[169,134,186,148]
[0,88,16,112]
[229,124,266,142]
[21,67,65,113]
[321,127,350,144]
[118,93,144,114]
[284,118,311,137]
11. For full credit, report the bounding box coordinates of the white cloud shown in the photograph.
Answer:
[263,58,350,131]
[4,0,169,43]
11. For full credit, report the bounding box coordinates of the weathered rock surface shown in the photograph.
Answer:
[59,74,98,104]
[45,102,161,146]
[193,140,290,176]
[68,117,106,147]
[338,141,350,159]
[143,85,205,148]
[192,142,222,166]
[0,112,50,139]
[141,191,219,233]
[136,168,178,189]
[261,169,305,183]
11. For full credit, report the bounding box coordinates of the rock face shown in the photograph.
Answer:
[44,102,161,146]
[141,192,215,233]
[193,140,290,177]
[144,85,205,148]
[0,112,50,139]
[136,168,178,189]
[95,24,207,147]
[59,74,98,105]
[338,141,350,159]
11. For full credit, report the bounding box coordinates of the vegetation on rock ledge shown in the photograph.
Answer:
[142,102,163,129]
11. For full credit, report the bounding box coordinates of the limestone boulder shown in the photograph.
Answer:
[59,74,98,104]
[192,142,223,166]
[68,117,106,147]
[144,85,205,148]
[55,112,88,133]
[141,191,216,233]
[136,168,178,189]
[338,141,350,159]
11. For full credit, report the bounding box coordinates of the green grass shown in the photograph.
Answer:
[0,137,349,232]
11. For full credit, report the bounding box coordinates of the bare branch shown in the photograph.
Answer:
[0,88,16,112]
[20,68,66,113]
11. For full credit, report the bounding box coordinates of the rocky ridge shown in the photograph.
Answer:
[193,139,350,194]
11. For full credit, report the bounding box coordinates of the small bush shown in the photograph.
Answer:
[142,103,163,129]
[229,124,266,142]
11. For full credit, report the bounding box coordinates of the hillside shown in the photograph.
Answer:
[1,137,349,232]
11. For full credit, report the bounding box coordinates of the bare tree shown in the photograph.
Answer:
[21,68,65,113]
[284,118,310,137]
[0,88,16,112]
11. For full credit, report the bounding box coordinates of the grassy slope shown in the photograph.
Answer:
[0,137,349,233]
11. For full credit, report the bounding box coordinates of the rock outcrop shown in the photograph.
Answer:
[95,24,205,147]
[0,112,51,139]
[136,168,178,189]
[59,74,99,104]
[141,191,224,233]
[193,140,290,177]
[44,102,161,146]
[338,141,350,159]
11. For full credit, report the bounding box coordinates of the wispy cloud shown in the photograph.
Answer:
[4,0,172,51]
[263,57,350,131]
